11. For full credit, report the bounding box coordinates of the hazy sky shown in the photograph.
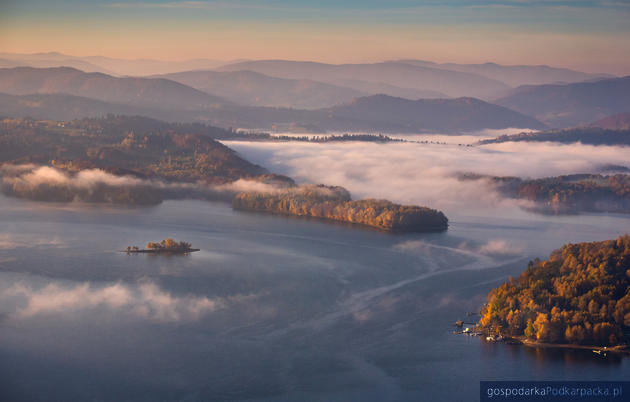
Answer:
[1,0,629,74]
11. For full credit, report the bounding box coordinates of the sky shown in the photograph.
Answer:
[1,0,629,74]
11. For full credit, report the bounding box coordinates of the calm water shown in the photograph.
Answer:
[0,194,629,401]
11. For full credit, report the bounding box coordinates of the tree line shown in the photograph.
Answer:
[232,185,448,233]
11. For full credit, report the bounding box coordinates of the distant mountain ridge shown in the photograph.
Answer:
[217,60,510,99]
[495,76,630,128]
[392,60,613,87]
[0,66,228,110]
[0,58,29,69]
[0,52,117,74]
[1,52,616,107]
[0,92,167,121]
[154,70,367,109]
[193,94,545,132]
[0,90,545,133]
[589,112,630,130]
[314,95,546,132]
[0,66,545,132]
[0,52,228,76]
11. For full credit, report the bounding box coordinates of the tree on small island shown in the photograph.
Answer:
[147,238,193,250]
[124,238,198,253]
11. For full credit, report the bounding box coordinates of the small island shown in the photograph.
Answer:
[124,238,200,254]
[476,235,630,354]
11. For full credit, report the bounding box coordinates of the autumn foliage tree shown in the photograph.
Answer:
[146,238,192,250]
[232,185,448,233]
[479,235,630,346]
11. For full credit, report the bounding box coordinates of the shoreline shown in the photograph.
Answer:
[232,206,449,234]
[508,337,630,356]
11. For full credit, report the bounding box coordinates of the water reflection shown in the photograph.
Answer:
[522,345,624,366]
[0,196,629,401]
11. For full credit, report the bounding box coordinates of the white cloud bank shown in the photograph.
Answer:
[0,234,63,250]
[3,281,223,322]
[394,239,523,259]
[0,164,281,203]
[477,240,524,256]
[3,165,147,188]
[224,140,630,213]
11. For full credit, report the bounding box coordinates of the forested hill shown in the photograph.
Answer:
[0,66,227,110]
[589,112,630,130]
[0,115,265,182]
[318,95,546,132]
[0,116,449,233]
[478,127,630,146]
[478,235,630,346]
[458,173,630,214]
[494,76,630,128]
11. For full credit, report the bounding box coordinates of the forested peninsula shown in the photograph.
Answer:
[0,116,449,233]
[233,185,449,233]
[0,115,267,183]
[477,127,630,147]
[0,116,282,205]
[478,235,630,348]
[459,173,630,214]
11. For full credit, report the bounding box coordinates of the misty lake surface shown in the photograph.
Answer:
[1,194,629,402]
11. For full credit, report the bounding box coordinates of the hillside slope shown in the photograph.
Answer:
[218,60,510,99]
[156,70,366,109]
[0,67,228,110]
[589,112,630,130]
[394,60,612,87]
[495,76,630,128]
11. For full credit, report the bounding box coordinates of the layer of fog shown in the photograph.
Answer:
[0,164,147,188]
[0,280,225,322]
[0,233,64,250]
[224,139,630,215]
[395,239,524,258]
[1,164,279,193]
[0,165,279,204]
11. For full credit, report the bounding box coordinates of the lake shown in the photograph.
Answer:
[1,192,628,401]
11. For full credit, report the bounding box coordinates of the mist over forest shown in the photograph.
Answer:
[1,1,630,400]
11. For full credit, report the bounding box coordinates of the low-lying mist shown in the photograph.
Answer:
[0,165,280,205]
[224,139,630,215]
[3,138,628,218]
[1,280,223,322]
